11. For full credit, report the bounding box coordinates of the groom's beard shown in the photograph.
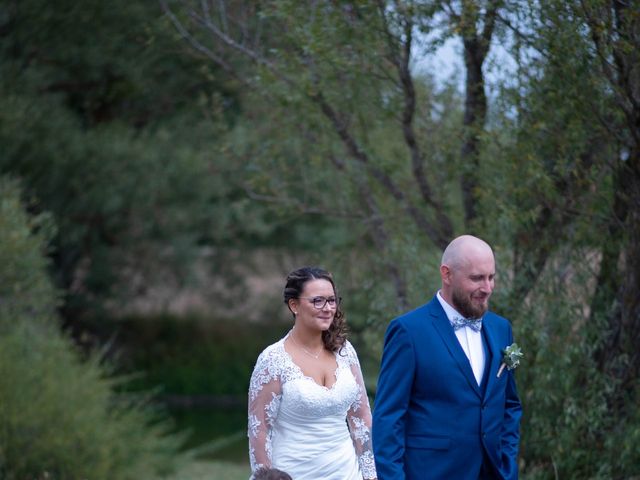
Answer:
[452,288,489,319]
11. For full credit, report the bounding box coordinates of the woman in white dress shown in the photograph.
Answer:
[248,267,377,480]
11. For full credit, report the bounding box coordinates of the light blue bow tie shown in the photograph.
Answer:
[450,316,482,332]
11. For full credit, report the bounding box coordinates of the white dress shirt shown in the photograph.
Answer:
[436,291,486,385]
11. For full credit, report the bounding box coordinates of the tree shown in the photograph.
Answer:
[480,0,640,475]
[441,0,503,224]
[161,0,501,310]
[0,0,243,319]
[0,177,186,479]
[161,0,640,476]
[577,0,640,401]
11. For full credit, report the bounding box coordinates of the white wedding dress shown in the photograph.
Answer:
[248,332,377,479]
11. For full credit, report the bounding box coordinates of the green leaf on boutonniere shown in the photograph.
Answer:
[497,342,523,377]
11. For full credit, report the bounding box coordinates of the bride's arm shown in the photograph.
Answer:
[345,342,378,480]
[248,349,283,473]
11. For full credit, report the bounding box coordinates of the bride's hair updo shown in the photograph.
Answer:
[283,266,347,354]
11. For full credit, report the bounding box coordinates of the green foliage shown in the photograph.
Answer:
[505,250,640,479]
[0,179,58,331]
[2,1,639,477]
[0,324,184,480]
[0,90,213,304]
[0,0,257,312]
[0,178,187,479]
[478,1,640,477]
[184,2,640,477]
[1,0,237,126]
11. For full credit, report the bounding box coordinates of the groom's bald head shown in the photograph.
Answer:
[441,235,494,271]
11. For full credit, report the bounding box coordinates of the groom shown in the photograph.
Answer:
[372,235,522,479]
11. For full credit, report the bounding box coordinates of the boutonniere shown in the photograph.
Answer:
[497,343,523,378]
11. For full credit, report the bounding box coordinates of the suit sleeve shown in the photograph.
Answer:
[372,319,415,480]
[499,327,522,480]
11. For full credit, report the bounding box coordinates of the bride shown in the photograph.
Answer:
[248,267,377,480]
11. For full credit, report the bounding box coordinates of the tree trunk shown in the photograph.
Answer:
[593,148,640,408]
[460,40,487,227]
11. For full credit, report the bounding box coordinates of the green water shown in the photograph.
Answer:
[170,406,248,463]
[113,315,289,465]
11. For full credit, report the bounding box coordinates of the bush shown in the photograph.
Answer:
[0,177,185,479]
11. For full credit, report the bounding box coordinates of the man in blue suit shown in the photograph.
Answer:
[372,235,522,479]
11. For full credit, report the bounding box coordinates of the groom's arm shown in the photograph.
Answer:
[499,327,522,480]
[372,319,415,480]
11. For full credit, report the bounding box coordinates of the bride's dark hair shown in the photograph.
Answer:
[283,266,347,354]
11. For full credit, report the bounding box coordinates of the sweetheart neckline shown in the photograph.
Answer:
[280,334,342,390]
[295,368,342,390]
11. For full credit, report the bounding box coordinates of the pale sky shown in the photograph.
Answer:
[413,35,516,94]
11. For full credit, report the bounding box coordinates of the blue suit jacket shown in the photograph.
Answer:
[372,296,522,480]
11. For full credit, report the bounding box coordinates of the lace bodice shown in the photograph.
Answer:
[248,333,377,479]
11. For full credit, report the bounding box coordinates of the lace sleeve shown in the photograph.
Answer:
[344,341,377,479]
[248,347,283,473]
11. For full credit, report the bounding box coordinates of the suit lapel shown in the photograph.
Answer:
[480,317,502,398]
[430,307,482,398]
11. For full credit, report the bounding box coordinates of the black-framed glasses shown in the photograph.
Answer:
[299,296,342,310]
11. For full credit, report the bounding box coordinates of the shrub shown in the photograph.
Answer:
[0,177,185,479]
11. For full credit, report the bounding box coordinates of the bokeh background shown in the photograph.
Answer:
[1,1,639,479]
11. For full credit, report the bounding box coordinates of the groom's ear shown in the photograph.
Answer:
[440,264,452,285]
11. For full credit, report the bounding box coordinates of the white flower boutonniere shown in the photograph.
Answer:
[497,342,523,378]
